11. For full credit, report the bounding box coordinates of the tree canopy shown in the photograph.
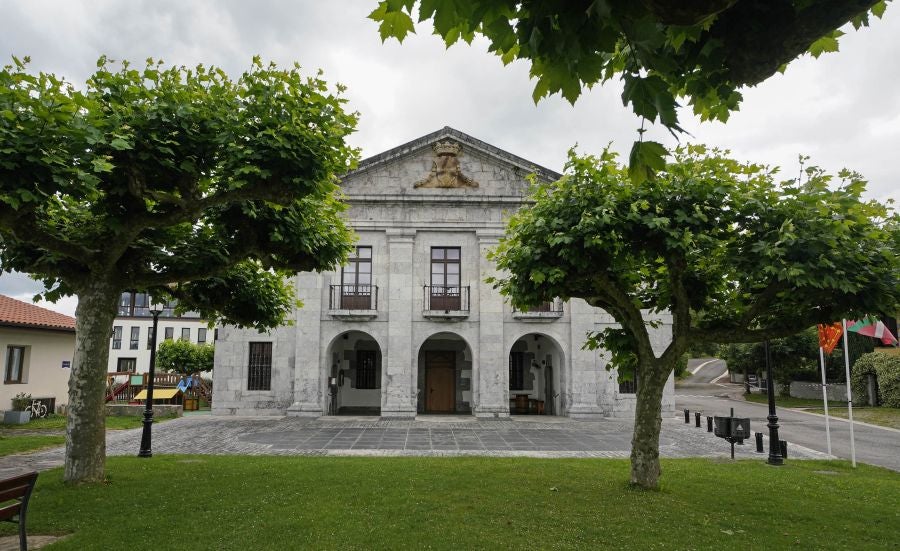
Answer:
[0,56,358,482]
[156,339,215,376]
[371,0,889,181]
[489,146,900,488]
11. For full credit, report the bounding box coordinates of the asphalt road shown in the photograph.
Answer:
[683,358,728,384]
[675,381,900,472]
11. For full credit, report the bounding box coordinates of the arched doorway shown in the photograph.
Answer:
[417,332,474,414]
[326,330,382,416]
[508,333,565,415]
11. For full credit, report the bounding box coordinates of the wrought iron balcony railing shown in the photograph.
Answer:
[512,298,564,319]
[329,284,378,311]
[423,285,470,313]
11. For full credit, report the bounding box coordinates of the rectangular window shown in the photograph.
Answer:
[509,351,525,391]
[117,292,133,316]
[147,326,155,349]
[4,346,25,383]
[111,326,123,349]
[214,329,219,341]
[117,358,137,373]
[430,247,461,310]
[164,327,174,341]
[248,342,272,391]
[340,246,372,309]
[129,327,140,350]
[181,328,190,341]
[132,292,150,317]
[356,350,378,389]
[197,328,207,344]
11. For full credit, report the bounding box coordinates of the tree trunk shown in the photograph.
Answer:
[629,364,671,490]
[65,279,120,484]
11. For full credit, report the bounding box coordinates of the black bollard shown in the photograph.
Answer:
[779,440,788,459]
[684,409,690,423]
[695,411,701,428]
[755,432,764,453]
[707,416,713,432]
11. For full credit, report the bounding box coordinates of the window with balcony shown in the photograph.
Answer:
[338,246,373,310]
[429,247,461,311]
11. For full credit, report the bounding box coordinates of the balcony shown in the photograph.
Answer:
[423,285,470,320]
[327,285,378,320]
[512,299,564,321]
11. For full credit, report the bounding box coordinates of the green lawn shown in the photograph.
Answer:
[807,407,900,430]
[0,434,65,457]
[2,457,898,550]
[744,393,845,408]
[1,414,177,431]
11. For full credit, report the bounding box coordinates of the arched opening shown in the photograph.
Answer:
[416,332,473,414]
[508,333,565,415]
[326,330,382,416]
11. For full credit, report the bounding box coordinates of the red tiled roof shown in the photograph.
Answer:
[0,295,76,332]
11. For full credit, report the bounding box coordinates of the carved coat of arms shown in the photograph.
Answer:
[414,141,478,188]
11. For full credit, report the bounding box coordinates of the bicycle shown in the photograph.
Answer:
[24,399,48,419]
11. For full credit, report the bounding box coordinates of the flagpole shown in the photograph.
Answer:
[818,346,832,455]
[841,319,857,468]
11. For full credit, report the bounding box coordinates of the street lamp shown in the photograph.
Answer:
[764,339,784,466]
[138,297,165,458]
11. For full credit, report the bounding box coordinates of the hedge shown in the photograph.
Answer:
[851,351,900,407]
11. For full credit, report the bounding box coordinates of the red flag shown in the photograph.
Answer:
[817,322,843,354]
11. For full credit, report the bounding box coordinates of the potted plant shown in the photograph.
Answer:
[4,393,33,424]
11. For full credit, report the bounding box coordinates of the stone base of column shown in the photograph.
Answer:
[286,402,323,417]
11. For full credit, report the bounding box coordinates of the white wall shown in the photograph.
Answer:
[1,327,74,409]
[107,317,213,373]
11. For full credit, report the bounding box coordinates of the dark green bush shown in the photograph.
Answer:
[851,351,900,407]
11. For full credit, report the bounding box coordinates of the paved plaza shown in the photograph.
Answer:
[0,413,831,477]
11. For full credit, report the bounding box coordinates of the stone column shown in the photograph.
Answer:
[567,299,605,419]
[287,273,324,416]
[381,229,416,418]
[474,230,509,417]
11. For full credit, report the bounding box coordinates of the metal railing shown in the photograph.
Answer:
[423,285,470,312]
[512,298,564,314]
[328,284,378,310]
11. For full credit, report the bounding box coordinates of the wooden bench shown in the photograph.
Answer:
[0,472,38,551]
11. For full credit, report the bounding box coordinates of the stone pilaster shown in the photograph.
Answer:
[473,230,508,417]
[566,299,605,419]
[287,273,324,416]
[381,229,417,418]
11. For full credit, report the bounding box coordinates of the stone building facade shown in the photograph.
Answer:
[212,128,675,418]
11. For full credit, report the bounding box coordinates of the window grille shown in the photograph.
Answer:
[509,351,525,391]
[356,350,378,389]
[248,342,272,391]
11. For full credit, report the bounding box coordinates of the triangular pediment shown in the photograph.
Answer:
[340,127,560,197]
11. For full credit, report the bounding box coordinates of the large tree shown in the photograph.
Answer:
[489,146,900,489]
[0,57,357,483]
[371,0,889,181]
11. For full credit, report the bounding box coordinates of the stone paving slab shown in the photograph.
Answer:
[0,414,832,478]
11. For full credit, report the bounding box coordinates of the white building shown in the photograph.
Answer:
[213,128,675,418]
[107,291,213,373]
[0,294,75,411]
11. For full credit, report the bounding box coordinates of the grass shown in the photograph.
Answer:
[0,434,65,457]
[743,393,846,408]
[2,457,898,550]
[1,413,178,431]
[806,407,900,430]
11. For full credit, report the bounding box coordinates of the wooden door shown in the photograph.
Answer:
[425,352,455,413]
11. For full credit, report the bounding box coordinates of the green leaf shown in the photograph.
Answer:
[808,30,844,58]
[369,2,416,42]
[628,140,667,184]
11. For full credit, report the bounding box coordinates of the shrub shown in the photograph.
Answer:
[11,392,31,411]
[851,351,900,407]
[156,339,214,375]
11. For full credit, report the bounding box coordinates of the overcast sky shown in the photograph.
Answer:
[1,1,897,316]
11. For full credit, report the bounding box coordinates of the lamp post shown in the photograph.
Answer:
[138,299,165,458]
[764,339,783,465]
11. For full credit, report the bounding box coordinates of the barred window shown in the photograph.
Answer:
[111,326,123,349]
[356,350,378,389]
[618,373,638,394]
[509,351,525,391]
[248,342,272,391]
[130,327,140,350]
